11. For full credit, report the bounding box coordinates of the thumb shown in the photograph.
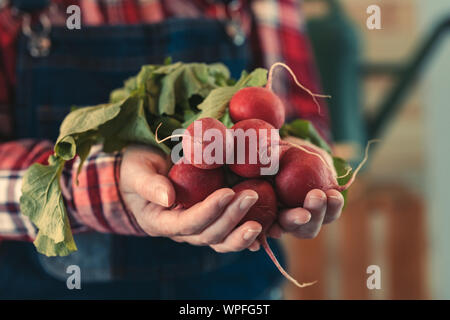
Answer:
[134,171,175,207]
[123,147,175,207]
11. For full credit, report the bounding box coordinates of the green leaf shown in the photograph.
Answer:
[158,63,222,115]
[333,156,353,204]
[75,131,101,182]
[100,98,170,154]
[164,56,172,65]
[20,156,77,256]
[56,99,126,147]
[235,68,268,87]
[183,86,237,127]
[281,119,332,154]
[54,136,76,160]
[219,109,234,128]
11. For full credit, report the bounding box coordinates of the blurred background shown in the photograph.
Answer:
[283,0,450,299]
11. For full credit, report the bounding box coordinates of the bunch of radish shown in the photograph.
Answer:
[162,63,373,288]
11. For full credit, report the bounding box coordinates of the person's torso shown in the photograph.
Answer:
[6,16,284,299]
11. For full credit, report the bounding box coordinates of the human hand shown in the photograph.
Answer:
[119,145,262,253]
[268,136,345,240]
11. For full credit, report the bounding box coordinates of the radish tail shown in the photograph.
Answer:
[155,122,188,143]
[260,236,317,288]
[266,62,331,115]
[338,139,380,191]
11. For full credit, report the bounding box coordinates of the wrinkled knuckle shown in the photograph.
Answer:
[179,224,201,236]
[204,234,224,245]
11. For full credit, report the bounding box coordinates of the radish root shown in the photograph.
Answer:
[337,167,352,179]
[339,139,380,191]
[266,62,331,115]
[260,236,317,288]
[155,122,188,144]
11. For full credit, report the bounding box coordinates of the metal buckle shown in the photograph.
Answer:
[22,12,52,57]
[225,0,246,46]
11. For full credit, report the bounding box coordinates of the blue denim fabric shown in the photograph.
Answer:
[4,19,284,299]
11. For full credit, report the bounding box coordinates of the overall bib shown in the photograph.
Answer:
[0,11,284,299]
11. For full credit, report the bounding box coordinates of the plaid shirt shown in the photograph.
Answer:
[0,0,330,240]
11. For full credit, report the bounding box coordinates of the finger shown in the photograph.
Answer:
[267,223,283,239]
[210,221,262,253]
[323,189,344,224]
[248,240,260,252]
[185,190,258,245]
[276,207,312,232]
[144,188,235,237]
[292,189,327,239]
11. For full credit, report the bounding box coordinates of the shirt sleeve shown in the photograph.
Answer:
[0,139,145,241]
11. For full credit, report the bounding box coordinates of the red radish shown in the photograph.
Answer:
[229,87,285,129]
[229,62,330,129]
[275,140,376,208]
[233,179,316,288]
[228,119,280,178]
[182,117,232,169]
[282,136,336,175]
[168,159,225,208]
[156,118,231,170]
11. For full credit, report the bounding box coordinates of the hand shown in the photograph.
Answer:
[119,145,262,253]
[267,136,345,239]
[268,189,344,239]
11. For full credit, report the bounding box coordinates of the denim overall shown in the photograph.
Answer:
[0,14,284,299]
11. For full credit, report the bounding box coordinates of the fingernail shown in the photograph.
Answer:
[219,192,235,209]
[239,194,258,211]
[249,244,260,252]
[305,196,325,209]
[294,213,311,225]
[156,187,169,207]
[329,195,343,205]
[243,228,261,241]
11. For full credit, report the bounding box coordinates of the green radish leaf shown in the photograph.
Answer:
[20,155,77,256]
[219,109,234,128]
[100,98,170,154]
[333,156,353,205]
[234,68,267,87]
[183,86,237,127]
[164,56,172,65]
[158,63,225,115]
[150,116,182,143]
[56,99,127,146]
[281,119,332,154]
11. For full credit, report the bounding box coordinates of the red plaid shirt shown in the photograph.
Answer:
[0,0,330,240]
